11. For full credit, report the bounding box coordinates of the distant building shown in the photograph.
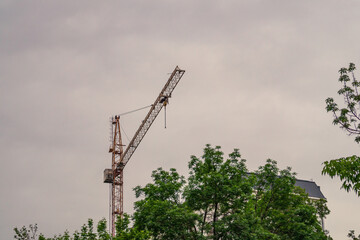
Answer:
[295,179,325,200]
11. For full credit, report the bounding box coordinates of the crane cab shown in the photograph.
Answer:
[103,169,113,183]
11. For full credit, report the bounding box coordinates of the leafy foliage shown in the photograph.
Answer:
[133,144,329,240]
[348,230,360,240]
[133,168,198,239]
[322,155,360,197]
[14,224,39,240]
[324,63,360,239]
[14,145,332,240]
[14,217,149,240]
[114,213,150,240]
[325,63,360,143]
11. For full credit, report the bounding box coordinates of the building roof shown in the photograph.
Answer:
[295,179,326,199]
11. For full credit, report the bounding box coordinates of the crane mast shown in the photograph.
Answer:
[104,66,185,236]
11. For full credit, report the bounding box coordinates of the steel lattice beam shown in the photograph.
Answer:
[118,66,185,169]
[110,117,123,237]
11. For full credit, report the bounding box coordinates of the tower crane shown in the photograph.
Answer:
[103,66,185,236]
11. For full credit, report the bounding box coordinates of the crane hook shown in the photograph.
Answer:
[160,96,169,129]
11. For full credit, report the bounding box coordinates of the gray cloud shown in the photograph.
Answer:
[1,1,360,239]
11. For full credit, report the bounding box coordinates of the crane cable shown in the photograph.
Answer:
[118,104,152,116]
[117,101,170,142]
[117,104,153,143]
[120,122,131,143]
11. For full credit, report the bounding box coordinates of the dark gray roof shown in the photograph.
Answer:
[295,179,326,199]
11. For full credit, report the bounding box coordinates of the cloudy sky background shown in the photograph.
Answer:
[1,1,360,239]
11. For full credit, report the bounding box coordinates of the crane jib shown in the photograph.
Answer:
[117,66,185,169]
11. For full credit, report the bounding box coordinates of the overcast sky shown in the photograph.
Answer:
[1,1,360,239]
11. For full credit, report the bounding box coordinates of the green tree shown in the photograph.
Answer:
[322,155,360,197]
[14,217,151,240]
[133,144,329,240]
[325,63,360,143]
[133,168,199,239]
[97,219,111,240]
[324,62,360,239]
[348,230,360,240]
[184,145,259,239]
[113,213,150,240]
[14,219,113,240]
[14,224,39,240]
[324,63,360,196]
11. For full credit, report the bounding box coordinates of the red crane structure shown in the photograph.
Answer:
[103,66,185,236]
